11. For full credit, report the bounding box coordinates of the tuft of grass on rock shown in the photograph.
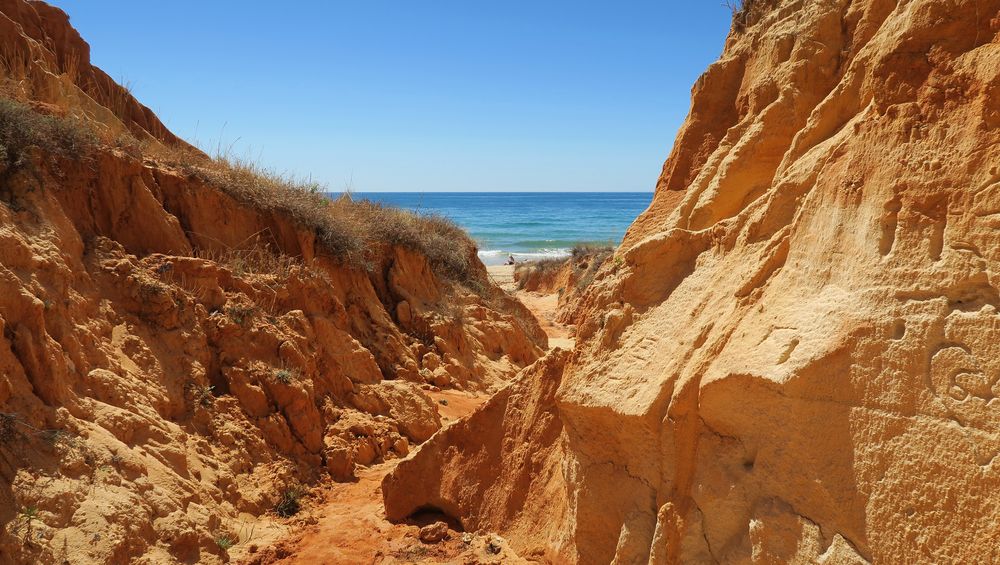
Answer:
[197,236,303,279]
[0,97,96,174]
[192,384,215,408]
[274,369,295,384]
[275,486,304,517]
[215,536,234,552]
[224,305,255,327]
[724,0,774,32]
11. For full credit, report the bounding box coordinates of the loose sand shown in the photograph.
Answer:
[488,264,575,350]
[248,265,573,563]
[486,264,517,292]
[245,391,492,564]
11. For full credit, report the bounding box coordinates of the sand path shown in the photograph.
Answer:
[485,264,517,292]
[243,267,572,563]
[488,264,575,350]
[241,390,490,564]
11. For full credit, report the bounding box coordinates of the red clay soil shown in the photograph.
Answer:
[244,293,574,564]
[240,392,536,565]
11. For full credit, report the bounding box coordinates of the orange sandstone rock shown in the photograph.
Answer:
[385,1,1000,563]
[0,2,546,563]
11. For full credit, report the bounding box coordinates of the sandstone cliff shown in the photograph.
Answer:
[385,1,1000,563]
[0,2,545,563]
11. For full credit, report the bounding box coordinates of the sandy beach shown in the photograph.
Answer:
[486,264,517,292]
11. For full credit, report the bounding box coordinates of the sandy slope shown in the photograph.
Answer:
[489,264,575,350]
[485,265,516,292]
[241,390,535,565]
[514,292,575,350]
[249,272,576,563]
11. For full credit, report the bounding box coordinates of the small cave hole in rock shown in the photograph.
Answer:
[892,321,906,340]
[406,505,465,532]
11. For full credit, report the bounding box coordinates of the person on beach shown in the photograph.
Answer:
[506,254,515,265]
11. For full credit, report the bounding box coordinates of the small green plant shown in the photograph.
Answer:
[225,305,255,327]
[274,369,294,384]
[275,486,304,517]
[215,536,234,552]
[192,384,215,408]
[18,506,38,521]
[38,428,76,448]
[16,506,39,541]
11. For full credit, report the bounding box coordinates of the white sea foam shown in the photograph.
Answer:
[478,248,571,266]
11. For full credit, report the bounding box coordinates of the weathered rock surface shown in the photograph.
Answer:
[418,521,450,544]
[385,1,1000,563]
[384,350,571,562]
[0,2,545,563]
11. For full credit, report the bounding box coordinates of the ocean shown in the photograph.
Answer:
[351,192,652,266]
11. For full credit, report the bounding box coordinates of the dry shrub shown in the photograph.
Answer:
[530,258,566,274]
[195,232,304,279]
[0,97,96,173]
[515,244,614,292]
[514,257,565,289]
[152,149,476,284]
[0,96,477,286]
[333,198,473,281]
[724,0,775,32]
[571,245,614,292]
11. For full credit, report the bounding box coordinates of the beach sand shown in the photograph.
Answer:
[486,264,517,292]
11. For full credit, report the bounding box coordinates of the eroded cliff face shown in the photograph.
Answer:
[0,0,190,147]
[0,2,545,563]
[385,1,1000,563]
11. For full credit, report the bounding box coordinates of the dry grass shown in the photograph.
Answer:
[0,42,37,101]
[343,198,472,280]
[514,257,564,285]
[0,97,96,173]
[150,147,476,283]
[195,232,304,278]
[0,95,477,285]
[570,243,614,260]
[724,0,774,32]
[571,245,614,292]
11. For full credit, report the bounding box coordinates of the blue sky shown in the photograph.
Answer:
[52,1,732,192]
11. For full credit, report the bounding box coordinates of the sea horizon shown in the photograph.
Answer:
[338,191,653,265]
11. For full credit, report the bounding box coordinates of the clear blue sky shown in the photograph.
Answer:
[51,1,732,192]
